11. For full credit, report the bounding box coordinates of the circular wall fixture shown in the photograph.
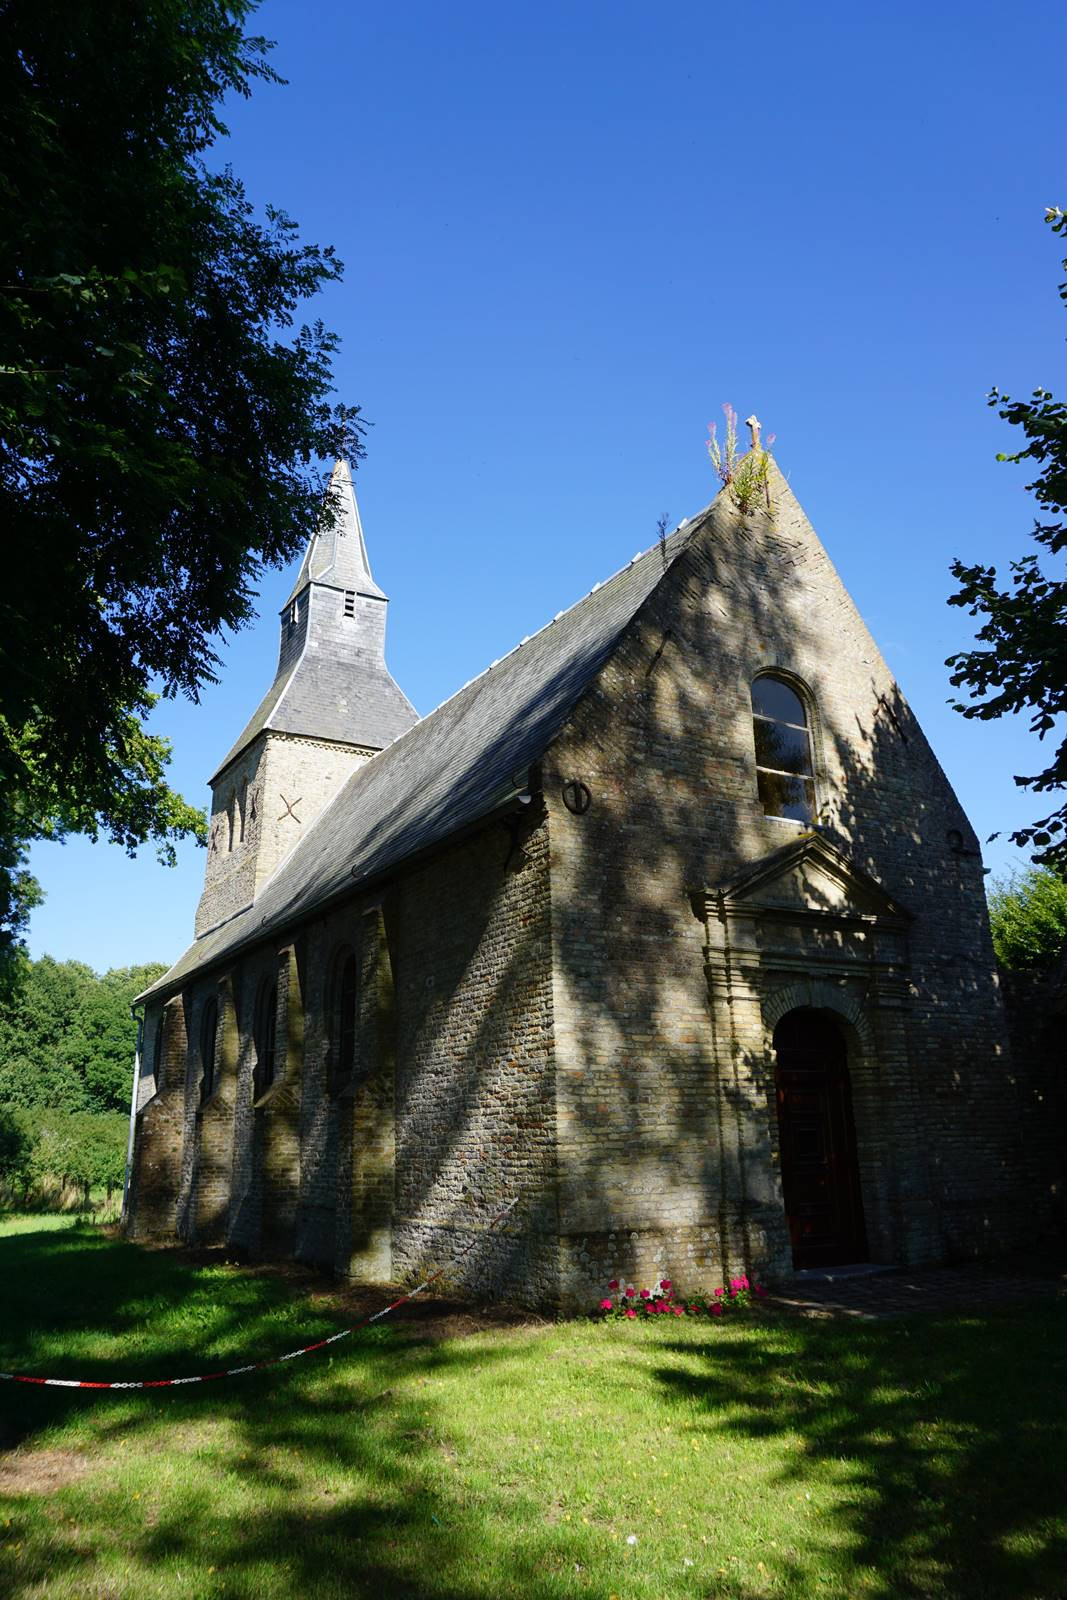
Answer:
[561,779,591,815]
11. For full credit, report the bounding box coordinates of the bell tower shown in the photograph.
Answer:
[195,461,417,937]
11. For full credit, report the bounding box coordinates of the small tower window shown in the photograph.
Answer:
[751,675,816,825]
[287,599,299,637]
[343,590,355,618]
[200,997,219,1105]
[226,793,236,852]
[238,779,248,843]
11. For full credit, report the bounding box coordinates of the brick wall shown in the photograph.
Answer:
[126,995,188,1238]
[197,733,372,936]
[544,470,1023,1306]
[388,810,558,1306]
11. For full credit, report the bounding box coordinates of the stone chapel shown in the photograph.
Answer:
[126,447,1043,1307]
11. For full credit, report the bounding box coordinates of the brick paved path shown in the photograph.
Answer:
[765,1259,1067,1320]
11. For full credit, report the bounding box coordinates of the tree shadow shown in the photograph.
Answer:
[546,468,1046,1293]
[0,1219,561,1600]
[654,1303,1067,1598]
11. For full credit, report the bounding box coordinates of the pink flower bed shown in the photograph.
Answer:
[597,1275,767,1321]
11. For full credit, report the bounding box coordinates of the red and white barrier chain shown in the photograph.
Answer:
[0,1196,520,1391]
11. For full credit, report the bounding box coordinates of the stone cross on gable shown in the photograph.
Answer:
[745,415,762,451]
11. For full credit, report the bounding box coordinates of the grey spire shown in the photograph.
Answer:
[286,459,386,604]
[211,462,417,778]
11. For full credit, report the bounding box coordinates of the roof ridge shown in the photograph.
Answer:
[139,491,720,1001]
[376,507,705,749]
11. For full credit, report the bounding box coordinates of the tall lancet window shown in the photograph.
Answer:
[327,946,358,1094]
[200,997,219,1105]
[751,675,816,825]
[253,977,278,1101]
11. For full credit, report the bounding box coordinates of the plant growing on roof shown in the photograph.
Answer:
[706,403,776,515]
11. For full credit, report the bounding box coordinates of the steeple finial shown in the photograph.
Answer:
[745,415,762,452]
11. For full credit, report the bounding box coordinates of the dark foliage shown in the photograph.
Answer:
[0,0,360,966]
[0,955,166,1113]
[947,206,1067,865]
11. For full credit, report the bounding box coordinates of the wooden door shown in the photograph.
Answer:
[774,1008,868,1269]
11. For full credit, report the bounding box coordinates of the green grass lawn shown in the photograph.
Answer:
[0,1215,1064,1599]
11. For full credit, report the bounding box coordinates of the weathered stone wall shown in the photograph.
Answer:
[134,806,556,1306]
[544,470,1024,1306]
[226,946,280,1254]
[388,810,557,1305]
[126,995,188,1238]
[190,974,240,1244]
[196,733,372,937]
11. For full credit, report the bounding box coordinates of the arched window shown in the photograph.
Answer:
[238,779,249,844]
[253,978,278,1101]
[200,997,219,1105]
[328,948,358,1093]
[752,675,815,824]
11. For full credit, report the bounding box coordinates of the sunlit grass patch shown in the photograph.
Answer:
[0,1215,1065,1598]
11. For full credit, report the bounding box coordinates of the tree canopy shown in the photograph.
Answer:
[0,0,359,969]
[947,206,1067,866]
[0,956,166,1113]
[986,866,1067,972]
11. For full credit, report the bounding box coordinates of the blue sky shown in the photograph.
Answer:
[28,0,1067,971]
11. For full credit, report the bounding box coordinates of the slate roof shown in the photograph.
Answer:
[213,462,416,777]
[213,632,417,779]
[138,505,707,1004]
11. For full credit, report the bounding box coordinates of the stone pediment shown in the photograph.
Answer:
[694,833,910,930]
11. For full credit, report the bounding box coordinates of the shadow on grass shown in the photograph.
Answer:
[656,1306,1067,1599]
[5,1223,1067,1598]
[0,1220,562,1600]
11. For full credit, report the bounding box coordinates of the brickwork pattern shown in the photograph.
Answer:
[388,813,558,1306]
[545,472,1022,1306]
[190,974,240,1243]
[126,996,187,1238]
[197,732,371,936]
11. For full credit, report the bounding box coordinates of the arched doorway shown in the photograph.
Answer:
[773,1008,868,1269]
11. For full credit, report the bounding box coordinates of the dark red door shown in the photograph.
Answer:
[774,1009,867,1269]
